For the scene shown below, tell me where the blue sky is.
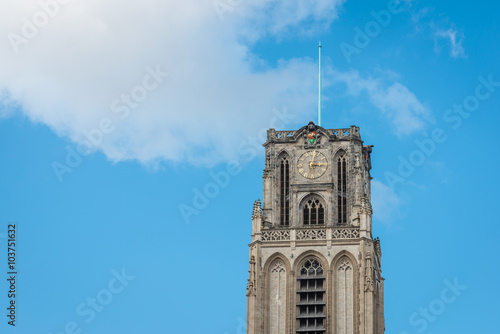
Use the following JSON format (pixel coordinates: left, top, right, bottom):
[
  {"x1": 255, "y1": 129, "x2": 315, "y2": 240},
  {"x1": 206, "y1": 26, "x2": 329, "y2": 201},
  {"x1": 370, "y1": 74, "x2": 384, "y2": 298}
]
[{"x1": 0, "y1": 0, "x2": 499, "y2": 333}]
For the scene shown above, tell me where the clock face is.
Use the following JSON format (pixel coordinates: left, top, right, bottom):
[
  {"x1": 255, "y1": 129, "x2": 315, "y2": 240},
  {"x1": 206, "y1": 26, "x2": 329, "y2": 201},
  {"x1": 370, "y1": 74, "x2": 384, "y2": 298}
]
[{"x1": 297, "y1": 150, "x2": 328, "y2": 179}]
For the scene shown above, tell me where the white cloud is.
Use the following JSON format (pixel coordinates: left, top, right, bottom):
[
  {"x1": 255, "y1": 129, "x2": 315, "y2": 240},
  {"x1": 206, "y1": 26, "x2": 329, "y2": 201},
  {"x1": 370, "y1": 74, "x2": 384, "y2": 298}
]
[
  {"x1": 330, "y1": 69, "x2": 433, "y2": 136},
  {"x1": 371, "y1": 179, "x2": 401, "y2": 225},
  {"x1": 411, "y1": 7, "x2": 467, "y2": 58},
  {"x1": 237, "y1": 0, "x2": 345, "y2": 38},
  {"x1": 409, "y1": 7, "x2": 466, "y2": 59},
  {"x1": 435, "y1": 27, "x2": 466, "y2": 59},
  {"x1": 0, "y1": 0, "x2": 344, "y2": 166}
]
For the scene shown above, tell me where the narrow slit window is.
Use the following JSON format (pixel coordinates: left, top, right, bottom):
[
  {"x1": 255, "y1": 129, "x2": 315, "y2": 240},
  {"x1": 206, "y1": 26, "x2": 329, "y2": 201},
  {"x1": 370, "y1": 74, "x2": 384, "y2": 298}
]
[
  {"x1": 337, "y1": 154, "x2": 347, "y2": 224},
  {"x1": 279, "y1": 155, "x2": 290, "y2": 226}
]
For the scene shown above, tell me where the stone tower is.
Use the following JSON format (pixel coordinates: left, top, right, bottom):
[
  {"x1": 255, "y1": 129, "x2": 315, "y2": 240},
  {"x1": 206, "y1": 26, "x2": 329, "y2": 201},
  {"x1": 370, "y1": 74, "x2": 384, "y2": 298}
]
[{"x1": 246, "y1": 121, "x2": 384, "y2": 334}]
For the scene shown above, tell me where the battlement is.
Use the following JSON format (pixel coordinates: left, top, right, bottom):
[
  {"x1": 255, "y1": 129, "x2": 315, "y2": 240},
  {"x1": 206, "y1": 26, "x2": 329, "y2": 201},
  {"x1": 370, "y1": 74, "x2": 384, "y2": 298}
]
[{"x1": 265, "y1": 123, "x2": 361, "y2": 146}]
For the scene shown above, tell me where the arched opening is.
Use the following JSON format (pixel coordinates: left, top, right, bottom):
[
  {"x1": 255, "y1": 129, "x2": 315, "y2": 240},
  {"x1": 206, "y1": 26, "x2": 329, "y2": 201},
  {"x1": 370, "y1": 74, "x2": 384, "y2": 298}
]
[
  {"x1": 269, "y1": 260, "x2": 287, "y2": 334},
  {"x1": 297, "y1": 258, "x2": 326, "y2": 333},
  {"x1": 335, "y1": 256, "x2": 354, "y2": 334},
  {"x1": 302, "y1": 195, "x2": 325, "y2": 226}
]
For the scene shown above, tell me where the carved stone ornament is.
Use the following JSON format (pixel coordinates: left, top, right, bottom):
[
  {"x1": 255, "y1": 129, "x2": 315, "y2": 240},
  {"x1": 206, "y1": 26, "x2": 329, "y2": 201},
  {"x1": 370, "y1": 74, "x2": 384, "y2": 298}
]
[
  {"x1": 351, "y1": 211, "x2": 360, "y2": 227},
  {"x1": 364, "y1": 252, "x2": 374, "y2": 292},
  {"x1": 355, "y1": 153, "x2": 361, "y2": 169},
  {"x1": 374, "y1": 237, "x2": 382, "y2": 257},
  {"x1": 252, "y1": 199, "x2": 262, "y2": 219},
  {"x1": 363, "y1": 145, "x2": 374, "y2": 171},
  {"x1": 246, "y1": 280, "x2": 255, "y2": 296},
  {"x1": 263, "y1": 169, "x2": 272, "y2": 178},
  {"x1": 303, "y1": 121, "x2": 321, "y2": 147},
  {"x1": 246, "y1": 255, "x2": 257, "y2": 296}
]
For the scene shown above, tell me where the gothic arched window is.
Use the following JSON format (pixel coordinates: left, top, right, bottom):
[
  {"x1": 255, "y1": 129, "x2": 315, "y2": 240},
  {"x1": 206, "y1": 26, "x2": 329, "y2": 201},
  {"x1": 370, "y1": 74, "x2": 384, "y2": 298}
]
[
  {"x1": 297, "y1": 258, "x2": 326, "y2": 332},
  {"x1": 337, "y1": 152, "x2": 347, "y2": 224},
  {"x1": 279, "y1": 153, "x2": 290, "y2": 226},
  {"x1": 335, "y1": 256, "x2": 354, "y2": 333},
  {"x1": 269, "y1": 260, "x2": 286, "y2": 334},
  {"x1": 302, "y1": 195, "x2": 325, "y2": 226}
]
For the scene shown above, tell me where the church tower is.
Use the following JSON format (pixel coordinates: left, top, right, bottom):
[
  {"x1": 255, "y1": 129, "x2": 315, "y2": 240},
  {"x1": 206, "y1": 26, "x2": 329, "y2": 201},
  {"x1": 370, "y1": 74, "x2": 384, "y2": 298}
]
[{"x1": 246, "y1": 121, "x2": 384, "y2": 334}]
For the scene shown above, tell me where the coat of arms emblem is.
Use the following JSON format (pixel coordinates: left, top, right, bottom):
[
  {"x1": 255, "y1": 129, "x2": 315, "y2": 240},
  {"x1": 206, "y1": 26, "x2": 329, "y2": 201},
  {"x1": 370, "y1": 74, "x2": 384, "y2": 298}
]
[{"x1": 307, "y1": 131, "x2": 317, "y2": 144}]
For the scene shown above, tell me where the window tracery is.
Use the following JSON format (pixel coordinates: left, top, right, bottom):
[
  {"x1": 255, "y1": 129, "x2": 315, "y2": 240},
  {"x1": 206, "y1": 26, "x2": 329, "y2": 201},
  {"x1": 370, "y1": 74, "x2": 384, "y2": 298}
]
[{"x1": 302, "y1": 195, "x2": 325, "y2": 226}]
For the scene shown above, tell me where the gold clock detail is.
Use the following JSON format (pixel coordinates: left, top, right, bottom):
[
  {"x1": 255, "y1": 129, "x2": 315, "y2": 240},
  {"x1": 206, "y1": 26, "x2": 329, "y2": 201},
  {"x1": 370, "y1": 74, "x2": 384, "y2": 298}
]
[{"x1": 297, "y1": 150, "x2": 328, "y2": 179}]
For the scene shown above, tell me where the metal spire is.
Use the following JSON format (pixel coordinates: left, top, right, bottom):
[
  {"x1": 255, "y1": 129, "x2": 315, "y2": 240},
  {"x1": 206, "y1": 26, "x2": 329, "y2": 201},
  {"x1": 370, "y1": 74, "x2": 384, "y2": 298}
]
[{"x1": 318, "y1": 41, "x2": 322, "y2": 127}]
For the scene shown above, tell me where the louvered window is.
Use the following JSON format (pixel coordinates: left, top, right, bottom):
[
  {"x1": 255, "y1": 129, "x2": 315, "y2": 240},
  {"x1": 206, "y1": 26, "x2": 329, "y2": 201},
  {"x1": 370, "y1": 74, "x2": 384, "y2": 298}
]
[{"x1": 297, "y1": 259, "x2": 325, "y2": 333}]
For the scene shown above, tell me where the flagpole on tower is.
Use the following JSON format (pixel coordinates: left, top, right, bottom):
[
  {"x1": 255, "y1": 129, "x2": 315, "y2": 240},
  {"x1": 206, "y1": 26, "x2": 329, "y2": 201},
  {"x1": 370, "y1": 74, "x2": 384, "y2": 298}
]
[{"x1": 318, "y1": 41, "x2": 322, "y2": 127}]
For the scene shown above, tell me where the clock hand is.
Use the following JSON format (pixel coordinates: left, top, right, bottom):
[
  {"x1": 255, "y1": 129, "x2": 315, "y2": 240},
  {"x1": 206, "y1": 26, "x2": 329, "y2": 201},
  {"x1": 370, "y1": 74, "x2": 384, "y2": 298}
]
[{"x1": 309, "y1": 150, "x2": 317, "y2": 169}]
